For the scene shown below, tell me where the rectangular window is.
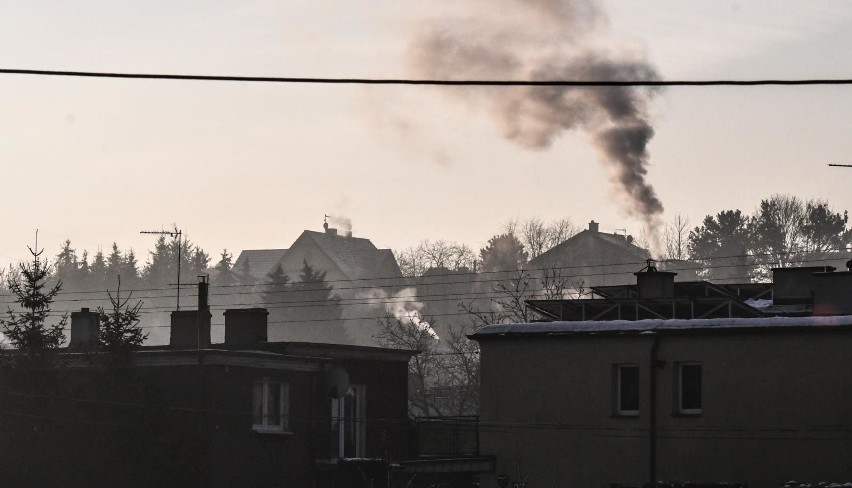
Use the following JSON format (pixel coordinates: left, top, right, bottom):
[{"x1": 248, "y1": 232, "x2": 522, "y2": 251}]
[
  {"x1": 330, "y1": 384, "x2": 366, "y2": 458},
  {"x1": 616, "y1": 365, "x2": 640, "y2": 416},
  {"x1": 677, "y1": 363, "x2": 702, "y2": 415},
  {"x1": 252, "y1": 378, "x2": 290, "y2": 432}
]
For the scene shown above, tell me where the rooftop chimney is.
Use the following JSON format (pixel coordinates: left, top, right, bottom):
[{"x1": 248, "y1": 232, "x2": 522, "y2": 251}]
[
  {"x1": 169, "y1": 278, "x2": 212, "y2": 349},
  {"x1": 813, "y1": 270, "x2": 852, "y2": 316},
  {"x1": 635, "y1": 259, "x2": 676, "y2": 298},
  {"x1": 771, "y1": 266, "x2": 835, "y2": 305},
  {"x1": 326, "y1": 227, "x2": 338, "y2": 237},
  {"x1": 198, "y1": 275, "x2": 209, "y2": 311},
  {"x1": 69, "y1": 308, "x2": 100, "y2": 350},
  {"x1": 588, "y1": 220, "x2": 599, "y2": 233},
  {"x1": 224, "y1": 308, "x2": 269, "y2": 347}
]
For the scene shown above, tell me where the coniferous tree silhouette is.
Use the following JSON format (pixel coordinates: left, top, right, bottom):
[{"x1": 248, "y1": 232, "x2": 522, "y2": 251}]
[{"x1": 1, "y1": 245, "x2": 66, "y2": 352}]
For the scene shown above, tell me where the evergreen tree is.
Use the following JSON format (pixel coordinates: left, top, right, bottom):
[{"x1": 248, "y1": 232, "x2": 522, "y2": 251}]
[
  {"x1": 90, "y1": 249, "x2": 108, "y2": 290},
  {"x1": 236, "y1": 256, "x2": 254, "y2": 286},
  {"x1": 121, "y1": 249, "x2": 142, "y2": 289},
  {"x1": 280, "y1": 260, "x2": 346, "y2": 343},
  {"x1": 1, "y1": 246, "x2": 66, "y2": 352},
  {"x1": 688, "y1": 210, "x2": 754, "y2": 282},
  {"x1": 106, "y1": 243, "x2": 123, "y2": 280},
  {"x1": 142, "y1": 236, "x2": 173, "y2": 287},
  {"x1": 262, "y1": 264, "x2": 291, "y2": 307},
  {"x1": 54, "y1": 239, "x2": 81, "y2": 289},
  {"x1": 212, "y1": 249, "x2": 236, "y2": 287},
  {"x1": 479, "y1": 233, "x2": 528, "y2": 272},
  {"x1": 76, "y1": 250, "x2": 92, "y2": 289},
  {"x1": 98, "y1": 279, "x2": 147, "y2": 353}
]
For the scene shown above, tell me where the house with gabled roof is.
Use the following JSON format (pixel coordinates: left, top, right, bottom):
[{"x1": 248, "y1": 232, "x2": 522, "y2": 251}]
[
  {"x1": 232, "y1": 249, "x2": 288, "y2": 282},
  {"x1": 233, "y1": 224, "x2": 403, "y2": 346},
  {"x1": 530, "y1": 220, "x2": 700, "y2": 288}
]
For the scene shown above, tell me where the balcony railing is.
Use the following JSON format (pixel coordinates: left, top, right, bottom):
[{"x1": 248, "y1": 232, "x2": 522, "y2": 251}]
[{"x1": 414, "y1": 415, "x2": 479, "y2": 457}]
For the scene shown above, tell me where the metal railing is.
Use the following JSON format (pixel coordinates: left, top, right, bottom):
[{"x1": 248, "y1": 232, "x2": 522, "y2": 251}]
[{"x1": 414, "y1": 415, "x2": 479, "y2": 457}]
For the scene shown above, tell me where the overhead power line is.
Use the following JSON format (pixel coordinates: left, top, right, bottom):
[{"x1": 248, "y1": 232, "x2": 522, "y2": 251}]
[{"x1": 2, "y1": 68, "x2": 852, "y2": 87}]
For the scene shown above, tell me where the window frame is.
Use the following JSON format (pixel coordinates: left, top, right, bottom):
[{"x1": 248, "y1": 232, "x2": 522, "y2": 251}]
[
  {"x1": 331, "y1": 384, "x2": 366, "y2": 458},
  {"x1": 614, "y1": 364, "x2": 640, "y2": 417},
  {"x1": 252, "y1": 378, "x2": 291, "y2": 433},
  {"x1": 676, "y1": 362, "x2": 702, "y2": 415}
]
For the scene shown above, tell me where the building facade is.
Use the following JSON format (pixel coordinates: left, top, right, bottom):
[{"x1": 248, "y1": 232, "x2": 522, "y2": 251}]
[{"x1": 471, "y1": 266, "x2": 852, "y2": 488}]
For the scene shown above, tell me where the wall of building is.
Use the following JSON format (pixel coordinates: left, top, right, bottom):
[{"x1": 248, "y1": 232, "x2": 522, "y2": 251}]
[
  {"x1": 479, "y1": 335, "x2": 653, "y2": 488},
  {"x1": 478, "y1": 329, "x2": 852, "y2": 488}
]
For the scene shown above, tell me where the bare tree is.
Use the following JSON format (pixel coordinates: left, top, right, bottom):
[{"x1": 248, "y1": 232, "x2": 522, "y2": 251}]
[
  {"x1": 395, "y1": 240, "x2": 478, "y2": 277},
  {"x1": 663, "y1": 213, "x2": 690, "y2": 260},
  {"x1": 375, "y1": 312, "x2": 443, "y2": 416},
  {"x1": 521, "y1": 218, "x2": 550, "y2": 260},
  {"x1": 547, "y1": 218, "x2": 578, "y2": 249}
]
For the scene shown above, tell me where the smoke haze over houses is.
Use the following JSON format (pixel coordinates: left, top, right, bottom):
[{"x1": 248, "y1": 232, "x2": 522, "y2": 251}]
[
  {"x1": 0, "y1": 1, "x2": 851, "y2": 264},
  {"x1": 408, "y1": 0, "x2": 665, "y2": 253}
]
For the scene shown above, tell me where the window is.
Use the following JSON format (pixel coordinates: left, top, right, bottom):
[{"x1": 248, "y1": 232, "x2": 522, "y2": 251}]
[
  {"x1": 252, "y1": 378, "x2": 290, "y2": 432},
  {"x1": 330, "y1": 384, "x2": 366, "y2": 458},
  {"x1": 615, "y1": 365, "x2": 640, "y2": 416},
  {"x1": 677, "y1": 363, "x2": 702, "y2": 415}
]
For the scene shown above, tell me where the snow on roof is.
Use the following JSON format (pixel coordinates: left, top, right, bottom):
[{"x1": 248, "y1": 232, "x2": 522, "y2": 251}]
[{"x1": 473, "y1": 314, "x2": 852, "y2": 338}]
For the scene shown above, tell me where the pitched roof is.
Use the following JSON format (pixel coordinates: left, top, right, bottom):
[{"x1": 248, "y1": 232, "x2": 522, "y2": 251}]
[
  {"x1": 232, "y1": 249, "x2": 288, "y2": 280},
  {"x1": 530, "y1": 229, "x2": 649, "y2": 268},
  {"x1": 299, "y1": 231, "x2": 401, "y2": 280}
]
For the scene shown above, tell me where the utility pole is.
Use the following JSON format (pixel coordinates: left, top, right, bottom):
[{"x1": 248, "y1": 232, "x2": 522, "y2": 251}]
[{"x1": 140, "y1": 227, "x2": 183, "y2": 310}]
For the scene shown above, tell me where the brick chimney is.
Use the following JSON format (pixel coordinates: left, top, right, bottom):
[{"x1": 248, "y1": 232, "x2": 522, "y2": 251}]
[
  {"x1": 69, "y1": 308, "x2": 100, "y2": 349},
  {"x1": 224, "y1": 308, "x2": 269, "y2": 347},
  {"x1": 635, "y1": 260, "x2": 676, "y2": 298},
  {"x1": 588, "y1": 220, "x2": 599, "y2": 233},
  {"x1": 169, "y1": 277, "x2": 211, "y2": 349}
]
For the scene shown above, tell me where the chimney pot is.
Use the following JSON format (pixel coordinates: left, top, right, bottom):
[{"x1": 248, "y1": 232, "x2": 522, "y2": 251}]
[
  {"x1": 70, "y1": 308, "x2": 100, "y2": 349},
  {"x1": 170, "y1": 310, "x2": 211, "y2": 349},
  {"x1": 224, "y1": 308, "x2": 269, "y2": 346}
]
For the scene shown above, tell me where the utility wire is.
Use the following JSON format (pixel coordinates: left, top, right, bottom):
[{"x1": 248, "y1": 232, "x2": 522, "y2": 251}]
[
  {"x1": 13, "y1": 244, "x2": 852, "y2": 303},
  {"x1": 2, "y1": 68, "x2": 852, "y2": 87}
]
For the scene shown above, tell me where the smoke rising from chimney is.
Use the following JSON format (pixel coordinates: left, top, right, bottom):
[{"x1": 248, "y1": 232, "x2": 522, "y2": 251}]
[
  {"x1": 408, "y1": 0, "x2": 664, "y2": 253},
  {"x1": 327, "y1": 215, "x2": 352, "y2": 235},
  {"x1": 362, "y1": 287, "x2": 439, "y2": 340}
]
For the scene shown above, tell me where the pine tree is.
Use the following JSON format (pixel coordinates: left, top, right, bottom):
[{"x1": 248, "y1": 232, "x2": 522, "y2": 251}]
[
  {"x1": 121, "y1": 249, "x2": 142, "y2": 289},
  {"x1": 1, "y1": 246, "x2": 66, "y2": 352},
  {"x1": 90, "y1": 249, "x2": 108, "y2": 290},
  {"x1": 262, "y1": 264, "x2": 291, "y2": 306},
  {"x1": 236, "y1": 256, "x2": 254, "y2": 286},
  {"x1": 98, "y1": 279, "x2": 147, "y2": 353},
  {"x1": 281, "y1": 260, "x2": 346, "y2": 343},
  {"x1": 479, "y1": 233, "x2": 528, "y2": 272},
  {"x1": 212, "y1": 249, "x2": 236, "y2": 287},
  {"x1": 54, "y1": 239, "x2": 84, "y2": 290},
  {"x1": 106, "y1": 243, "x2": 123, "y2": 280}
]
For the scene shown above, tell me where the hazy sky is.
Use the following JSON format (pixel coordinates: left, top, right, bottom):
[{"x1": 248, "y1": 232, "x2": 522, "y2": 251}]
[{"x1": 2, "y1": 0, "x2": 852, "y2": 265}]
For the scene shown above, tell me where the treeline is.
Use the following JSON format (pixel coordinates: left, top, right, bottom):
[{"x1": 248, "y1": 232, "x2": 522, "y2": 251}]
[
  {"x1": 685, "y1": 195, "x2": 851, "y2": 282},
  {"x1": 51, "y1": 236, "x2": 211, "y2": 292}
]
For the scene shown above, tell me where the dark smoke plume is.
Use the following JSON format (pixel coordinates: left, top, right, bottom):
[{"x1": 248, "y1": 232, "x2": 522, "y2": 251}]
[{"x1": 408, "y1": 0, "x2": 665, "y2": 252}]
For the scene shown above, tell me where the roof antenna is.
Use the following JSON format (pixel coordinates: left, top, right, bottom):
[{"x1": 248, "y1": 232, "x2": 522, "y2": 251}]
[{"x1": 639, "y1": 258, "x2": 658, "y2": 273}]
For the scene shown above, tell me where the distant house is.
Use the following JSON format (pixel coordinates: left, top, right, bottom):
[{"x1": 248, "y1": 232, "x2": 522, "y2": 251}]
[
  {"x1": 529, "y1": 220, "x2": 700, "y2": 288},
  {"x1": 232, "y1": 248, "x2": 289, "y2": 282},
  {"x1": 471, "y1": 265, "x2": 852, "y2": 488},
  {"x1": 233, "y1": 225, "x2": 404, "y2": 345},
  {"x1": 1, "y1": 282, "x2": 416, "y2": 488}
]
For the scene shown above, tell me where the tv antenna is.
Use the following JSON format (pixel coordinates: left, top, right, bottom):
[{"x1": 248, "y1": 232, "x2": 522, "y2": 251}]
[{"x1": 140, "y1": 226, "x2": 183, "y2": 310}]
